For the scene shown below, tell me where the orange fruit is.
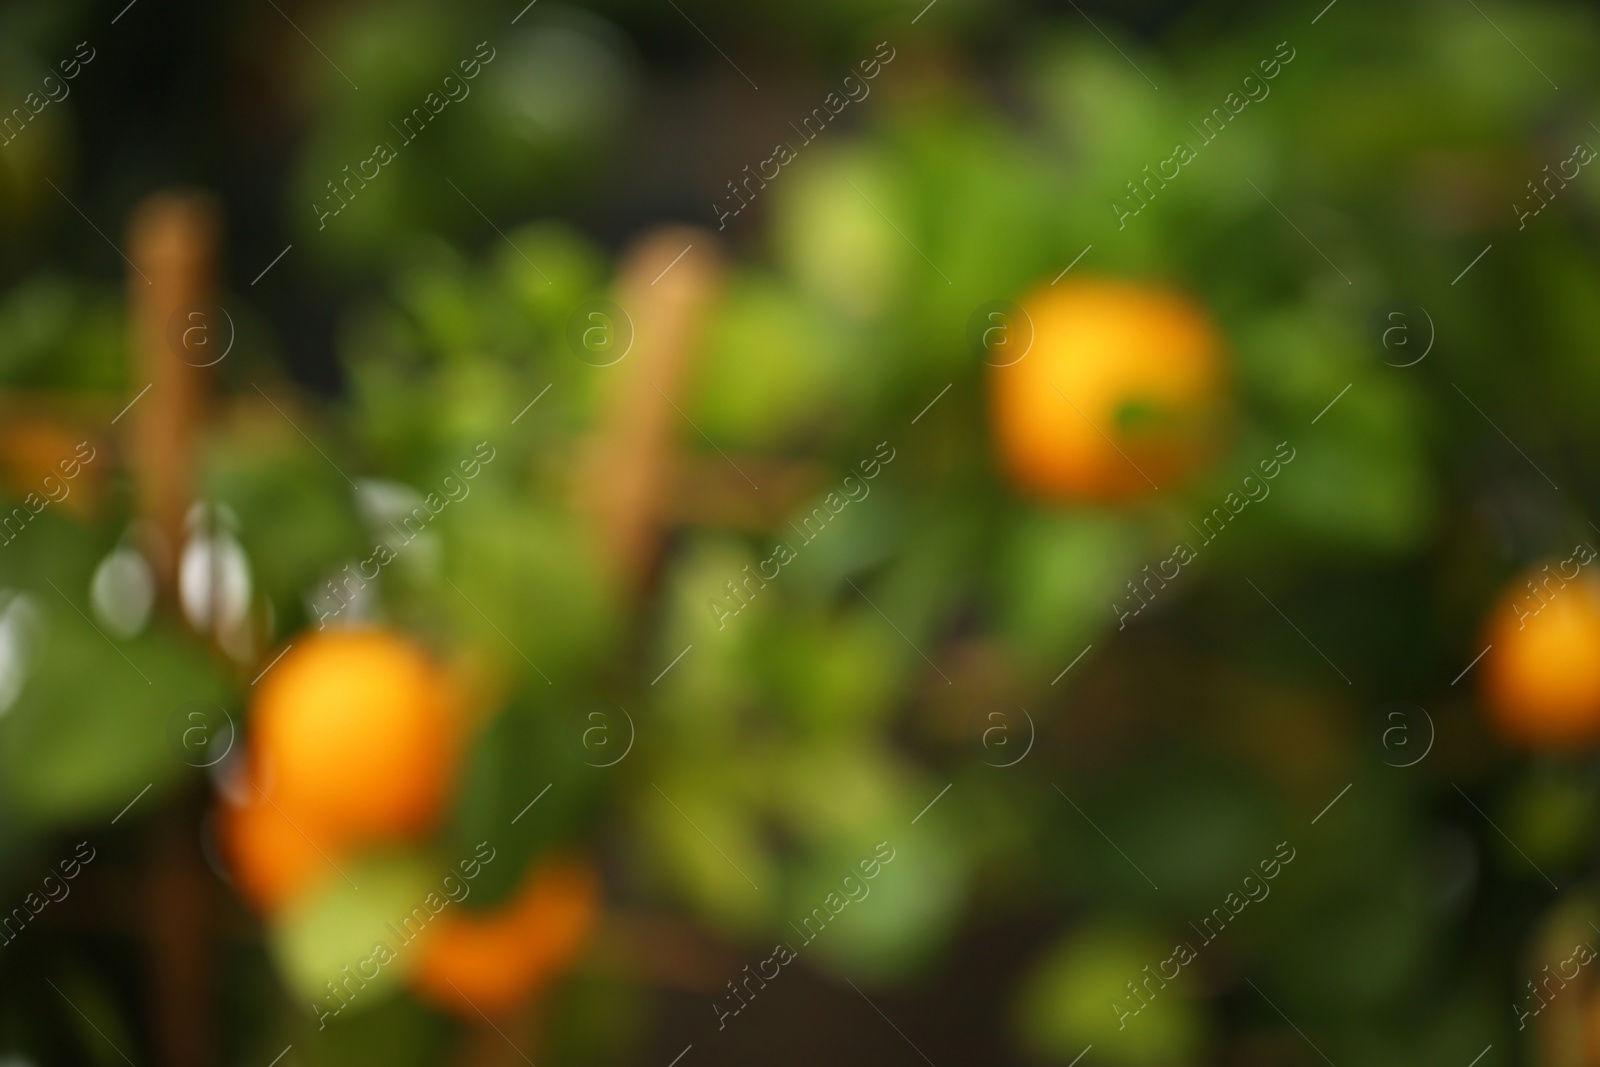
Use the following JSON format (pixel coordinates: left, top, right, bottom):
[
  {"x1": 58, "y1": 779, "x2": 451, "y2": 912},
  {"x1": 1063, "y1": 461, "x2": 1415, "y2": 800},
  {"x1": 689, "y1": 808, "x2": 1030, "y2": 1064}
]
[
  {"x1": 1480, "y1": 562, "x2": 1600, "y2": 747},
  {"x1": 249, "y1": 629, "x2": 460, "y2": 846},
  {"x1": 410, "y1": 859, "x2": 600, "y2": 1016},
  {"x1": 216, "y1": 780, "x2": 342, "y2": 913},
  {"x1": 988, "y1": 278, "x2": 1227, "y2": 501},
  {"x1": 0, "y1": 417, "x2": 101, "y2": 519}
]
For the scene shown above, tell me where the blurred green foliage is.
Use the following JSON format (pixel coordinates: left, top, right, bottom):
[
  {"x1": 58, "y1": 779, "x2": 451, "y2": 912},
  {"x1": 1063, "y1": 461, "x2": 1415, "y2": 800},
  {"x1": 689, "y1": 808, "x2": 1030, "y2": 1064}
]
[{"x1": 1, "y1": 0, "x2": 1599, "y2": 1064}]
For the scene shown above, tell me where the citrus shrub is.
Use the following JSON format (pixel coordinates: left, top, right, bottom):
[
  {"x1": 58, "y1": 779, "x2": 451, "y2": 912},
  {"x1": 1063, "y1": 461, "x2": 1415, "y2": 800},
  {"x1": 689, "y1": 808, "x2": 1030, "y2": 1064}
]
[
  {"x1": 988, "y1": 278, "x2": 1228, "y2": 502},
  {"x1": 409, "y1": 858, "x2": 600, "y2": 1016},
  {"x1": 1480, "y1": 561, "x2": 1600, "y2": 748}
]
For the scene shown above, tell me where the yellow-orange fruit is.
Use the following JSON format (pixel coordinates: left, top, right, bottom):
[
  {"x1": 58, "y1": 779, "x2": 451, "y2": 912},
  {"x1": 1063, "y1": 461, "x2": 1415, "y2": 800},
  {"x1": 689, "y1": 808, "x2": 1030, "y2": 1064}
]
[
  {"x1": 1480, "y1": 564, "x2": 1600, "y2": 748},
  {"x1": 0, "y1": 418, "x2": 101, "y2": 518},
  {"x1": 249, "y1": 629, "x2": 460, "y2": 845},
  {"x1": 988, "y1": 278, "x2": 1227, "y2": 501},
  {"x1": 410, "y1": 859, "x2": 600, "y2": 1016},
  {"x1": 216, "y1": 782, "x2": 341, "y2": 913}
]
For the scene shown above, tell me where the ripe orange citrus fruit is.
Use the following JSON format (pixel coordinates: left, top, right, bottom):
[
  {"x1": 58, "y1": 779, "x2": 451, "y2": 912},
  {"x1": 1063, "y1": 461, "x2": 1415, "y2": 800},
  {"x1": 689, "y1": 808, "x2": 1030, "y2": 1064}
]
[
  {"x1": 1480, "y1": 562, "x2": 1600, "y2": 747},
  {"x1": 988, "y1": 278, "x2": 1227, "y2": 501},
  {"x1": 248, "y1": 629, "x2": 460, "y2": 846},
  {"x1": 0, "y1": 417, "x2": 101, "y2": 518},
  {"x1": 410, "y1": 858, "x2": 600, "y2": 1016},
  {"x1": 216, "y1": 780, "x2": 343, "y2": 913}
]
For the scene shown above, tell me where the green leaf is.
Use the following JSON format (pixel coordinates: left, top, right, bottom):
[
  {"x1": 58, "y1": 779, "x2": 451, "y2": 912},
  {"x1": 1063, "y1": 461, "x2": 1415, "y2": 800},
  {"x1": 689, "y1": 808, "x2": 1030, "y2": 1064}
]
[
  {"x1": 0, "y1": 612, "x2": 230, "y2": 826},
  {"x1": 271, "y1": 852, "x2": 435, "y2": 1012}
]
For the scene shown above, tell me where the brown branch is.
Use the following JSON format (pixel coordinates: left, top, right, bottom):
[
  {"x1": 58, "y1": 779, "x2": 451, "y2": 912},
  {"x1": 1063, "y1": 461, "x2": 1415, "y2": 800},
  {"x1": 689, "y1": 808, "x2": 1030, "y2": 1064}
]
[
  {"x1": 127, "y1": 191, "x2": 221, "y2": 1067},
  {"x1": 126, "y1": 191, "x2": 219, "y2": 599},
  {"x1": 580, "y1": 227, "x2": 723, "y2": 599}
]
